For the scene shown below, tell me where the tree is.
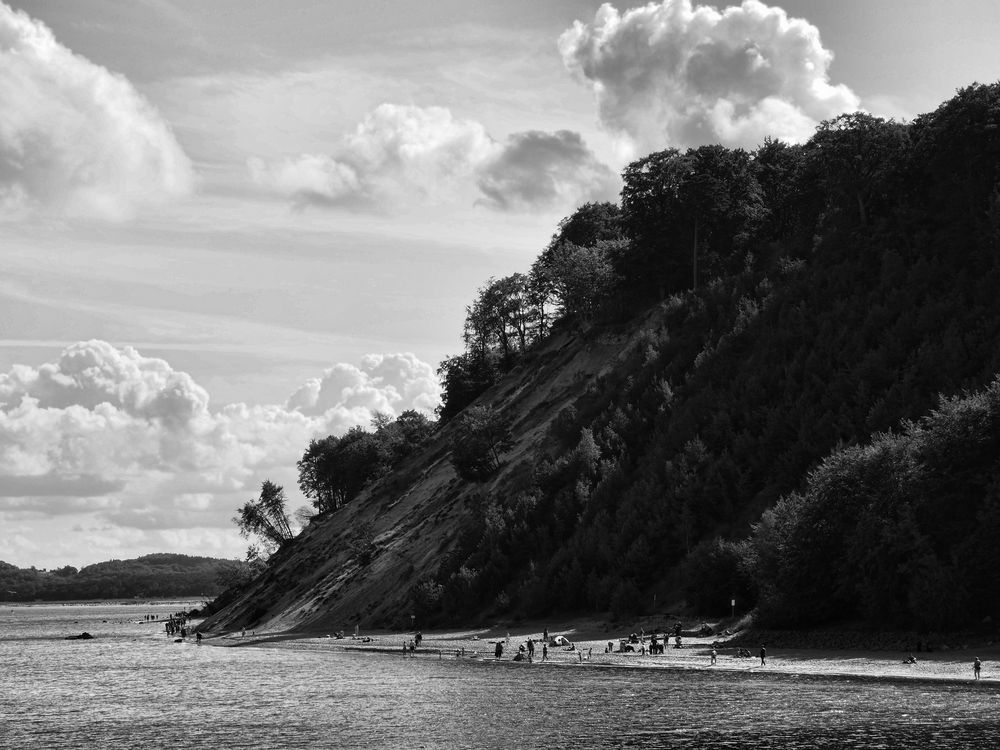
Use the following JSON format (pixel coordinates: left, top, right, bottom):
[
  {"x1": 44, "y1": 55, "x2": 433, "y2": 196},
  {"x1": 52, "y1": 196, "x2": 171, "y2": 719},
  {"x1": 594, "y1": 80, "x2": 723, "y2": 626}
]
[
  {"x1": 531, "y1": 240, "x2": 621, "y2": 323},
  {"x1": 620, "y1": 146, "x2": 764, "y2": 294},
  {"x1": 297, "y1": 411, "x2": 436, "y2": 513},
  {"x1": 752, "y1": 138, "x2": 806, "y2": 240},
  {"x1": 234, "y1": 480, "x2": 294, "y2": 557},
  {"x1": 464, "y1": 274, "x2": 537, "y2": 365},
  {"x1": 449, "y1": 404, "x2": 514, "y2": 481},
  {"x1": 550, "y1": 201, "x2": 623, "y2": 248},
  {"x1": 436, "y1": 351, "x2": 499, "y2": 423},
  {"x1": 620, "y1": 147, "x2": 688, "y2": 294},
  {"x1": 296, "y1": 427, "x2": 388, "y2": 513},
  {"x1": 805, "y1": 112, "x2": 909, "y2": 228},
  {"x1": 680, "y1": 145, "x2": 765, "y2": 288},
  {"x1": 297, "y1": 435, "x2": 342, "y2": 513},
  {"x1": 911, "y1": 82, "x2": 1000, "y2": 244},
  {"x1": 376, "y1": 409, "x2": 436, "y2": 462},
  {"x1": 531, "y1": 204, "x2": 624, "y2": 332}
]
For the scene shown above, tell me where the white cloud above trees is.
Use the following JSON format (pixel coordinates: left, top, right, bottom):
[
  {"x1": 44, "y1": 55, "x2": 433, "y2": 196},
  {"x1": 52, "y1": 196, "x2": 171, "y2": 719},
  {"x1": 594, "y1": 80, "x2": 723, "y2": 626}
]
[
  {"x1": 0, "y1": 2, "x2": 193, "y2": 220},
  {"x1": 559, "y1": 0, "x2": 860, "y2": 153},
  {"x1": 248, "y1": 103, "x2": 618, "y2": 212},
  {"x1": 286, "y1": 352, "x2": 441, "y2": 420}
]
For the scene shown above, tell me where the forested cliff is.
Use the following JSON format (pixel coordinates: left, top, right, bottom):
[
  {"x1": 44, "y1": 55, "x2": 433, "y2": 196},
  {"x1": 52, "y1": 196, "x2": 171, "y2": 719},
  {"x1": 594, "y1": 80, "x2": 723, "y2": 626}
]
[{"x1": 202, "y1": 83, "x2": 1000, "y2": 634}]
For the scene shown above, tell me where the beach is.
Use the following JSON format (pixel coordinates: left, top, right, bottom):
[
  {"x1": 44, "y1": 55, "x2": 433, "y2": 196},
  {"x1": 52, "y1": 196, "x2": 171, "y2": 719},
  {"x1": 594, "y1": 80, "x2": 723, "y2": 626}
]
[{"x1": 205, "y1": 621, "x2": 997, "y2": 686}]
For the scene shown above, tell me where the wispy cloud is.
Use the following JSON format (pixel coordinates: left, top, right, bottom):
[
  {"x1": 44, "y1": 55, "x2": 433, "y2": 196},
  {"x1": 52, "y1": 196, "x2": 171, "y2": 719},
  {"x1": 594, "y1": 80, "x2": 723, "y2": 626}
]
[
  {"x1": 0, "y1": 3, "x2": 194, "y2": 220},
  {"x1": 559, "y1": 0, "x2": 860, "y2": 153}
]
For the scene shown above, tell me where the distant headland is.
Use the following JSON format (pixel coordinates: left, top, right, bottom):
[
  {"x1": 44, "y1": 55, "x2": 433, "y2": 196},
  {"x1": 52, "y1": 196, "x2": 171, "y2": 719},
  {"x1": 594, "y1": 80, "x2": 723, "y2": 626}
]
[{"x1": 0, "y1": 553, "x2": 238, "y2": 602}]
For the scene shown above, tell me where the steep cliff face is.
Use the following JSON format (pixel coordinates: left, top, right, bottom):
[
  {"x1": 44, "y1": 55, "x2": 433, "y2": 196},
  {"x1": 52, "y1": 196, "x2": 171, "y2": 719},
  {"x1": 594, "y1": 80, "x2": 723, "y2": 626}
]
[
  {"x1": 200, "y1": 84, "x2": 1000, "y2": 633},
  {"x1": 200, "y1": 319, "x2": 649, "y2": 633}
]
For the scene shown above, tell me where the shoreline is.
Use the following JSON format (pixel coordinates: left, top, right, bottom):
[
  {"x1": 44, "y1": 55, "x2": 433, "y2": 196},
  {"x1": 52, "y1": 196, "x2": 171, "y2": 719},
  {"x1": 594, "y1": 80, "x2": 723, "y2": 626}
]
[{"x1": 201, "y1": 624, "x2": 996, "y2": 688}]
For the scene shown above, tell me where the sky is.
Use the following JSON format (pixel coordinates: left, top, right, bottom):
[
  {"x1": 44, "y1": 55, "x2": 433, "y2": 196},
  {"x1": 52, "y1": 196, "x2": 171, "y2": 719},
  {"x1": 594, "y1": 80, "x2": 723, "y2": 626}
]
[{"x1": 2, "y1": 0, "x2": 999, "y2": 569}]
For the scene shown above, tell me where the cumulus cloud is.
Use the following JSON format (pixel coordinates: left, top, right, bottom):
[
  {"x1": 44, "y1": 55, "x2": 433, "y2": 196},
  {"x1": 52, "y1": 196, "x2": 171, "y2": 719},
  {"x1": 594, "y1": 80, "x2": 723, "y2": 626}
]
[
  {"x1": 0, "y1": 3, "x2": 194, "y2": 220},
  {"x1": 0, "y1": 341, "x2": 441, "y2": 555},
  {"x1": 559, "y1": 0, "x2": 860, "y2": 153},
  {"x1": 286, "y1": 352, "x2": 441, "y2": 424},
  {"x1": 476, "y1": 130, "x2": 619, "y2": 211},
  {"x1": 249, "y1": 103, "x2": 617, "y2": 212}
]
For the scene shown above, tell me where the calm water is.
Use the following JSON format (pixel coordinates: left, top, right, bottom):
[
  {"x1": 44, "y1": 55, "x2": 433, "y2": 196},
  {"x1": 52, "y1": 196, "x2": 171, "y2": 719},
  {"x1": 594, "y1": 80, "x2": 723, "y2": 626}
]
[{"x1": 2, "y1": 602, "x2": 999, "y2": 749}]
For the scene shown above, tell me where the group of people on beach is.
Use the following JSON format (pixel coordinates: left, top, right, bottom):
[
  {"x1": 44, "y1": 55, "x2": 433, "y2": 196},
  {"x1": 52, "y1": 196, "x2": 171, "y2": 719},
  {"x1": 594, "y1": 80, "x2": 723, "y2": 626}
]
[
  {"x1": 161, "y1": 612, "x2": 203, "y2": 642},
  {"x1": 497, "y1": 637, "x2": 552, "y2": 663},
  {"x1": 164, "y1": 612, "x2": 190, "y2": 636},
  {"x1": 393, "y1": 625, "x2": 990, "y2": 681}
]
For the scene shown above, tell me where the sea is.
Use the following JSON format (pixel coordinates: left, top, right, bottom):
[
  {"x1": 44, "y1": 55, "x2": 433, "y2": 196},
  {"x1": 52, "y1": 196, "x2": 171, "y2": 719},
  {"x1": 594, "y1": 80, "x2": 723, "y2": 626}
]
[{"x1": 2, "y1": 601, "x2": 999, "y2": 749}]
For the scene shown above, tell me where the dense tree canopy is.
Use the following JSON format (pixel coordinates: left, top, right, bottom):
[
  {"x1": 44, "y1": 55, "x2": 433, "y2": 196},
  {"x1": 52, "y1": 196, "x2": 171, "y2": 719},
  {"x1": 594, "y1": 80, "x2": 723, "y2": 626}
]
[
  {"x1": 750, "y1": 378, "x2": 1000, "y2": 630},
  {"x1": 417, "y1": 83, "x2": 1000, "y2": 629}
]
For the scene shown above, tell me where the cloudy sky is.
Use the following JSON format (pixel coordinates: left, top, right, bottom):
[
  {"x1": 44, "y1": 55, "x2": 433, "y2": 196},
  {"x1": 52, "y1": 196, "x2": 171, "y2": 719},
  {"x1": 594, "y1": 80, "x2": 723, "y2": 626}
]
[{"x1": 2, "y1": 0, "x2": 998, "y2": 569}]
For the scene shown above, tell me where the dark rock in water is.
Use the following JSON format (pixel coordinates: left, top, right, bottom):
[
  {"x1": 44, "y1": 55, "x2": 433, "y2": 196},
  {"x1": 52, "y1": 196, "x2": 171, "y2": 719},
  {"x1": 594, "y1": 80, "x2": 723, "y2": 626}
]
[{"x1": 65, "y1": 632, "x2": 94, "y2": 640}]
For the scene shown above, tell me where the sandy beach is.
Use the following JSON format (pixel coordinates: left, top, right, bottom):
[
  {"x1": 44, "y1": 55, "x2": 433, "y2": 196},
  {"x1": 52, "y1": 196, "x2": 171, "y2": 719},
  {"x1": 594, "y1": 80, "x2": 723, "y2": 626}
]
[{"x1": 204, "y1": 621, "x2": 997, "y2": 686}]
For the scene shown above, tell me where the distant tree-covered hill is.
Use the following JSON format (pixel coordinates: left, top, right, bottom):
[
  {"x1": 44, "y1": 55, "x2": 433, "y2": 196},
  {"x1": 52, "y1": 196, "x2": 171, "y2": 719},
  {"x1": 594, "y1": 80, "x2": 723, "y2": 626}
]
[{"x1": 0, "y1": 553, "x2": 237, "y2": 601}]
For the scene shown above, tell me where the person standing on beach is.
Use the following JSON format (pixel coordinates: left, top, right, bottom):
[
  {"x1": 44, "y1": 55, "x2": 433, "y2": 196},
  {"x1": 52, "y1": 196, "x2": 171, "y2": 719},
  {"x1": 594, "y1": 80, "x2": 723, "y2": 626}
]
[
  {"x1": 760, "y1": 644, "x2": 766, "y2": 666},
  {"x1": 495, "y1": 641, "x2": 503, "y2": 660},
  {"x1": 710, "y1": 647, "x2": 717, "y2": 665},
  {"x1": 542, "y1": 643, "x2": 548, "y2": 662},
  {"x1": 974, "y1": 657, "x2": 982, "y2": 680}
]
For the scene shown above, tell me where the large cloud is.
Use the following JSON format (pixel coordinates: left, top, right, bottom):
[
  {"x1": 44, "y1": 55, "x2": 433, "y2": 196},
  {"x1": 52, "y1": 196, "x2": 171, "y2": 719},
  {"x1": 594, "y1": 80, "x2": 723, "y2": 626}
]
[
  {"x1": 248, "y1": 103, "x2": 618, "y2": 212},
  {"x1": 0, "y1": 3, "x2": 193, "y2": 220},
  {"x1": 0, "y1": 341, "x2": 441, "y2": 562},
  {"x1": 559, "y1": 0, "x2": 860, "y2": 153},
  {"x1": 286, "y1": 352, "x2": 441, "y2": 421}
]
